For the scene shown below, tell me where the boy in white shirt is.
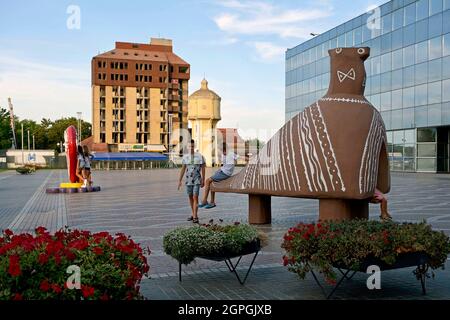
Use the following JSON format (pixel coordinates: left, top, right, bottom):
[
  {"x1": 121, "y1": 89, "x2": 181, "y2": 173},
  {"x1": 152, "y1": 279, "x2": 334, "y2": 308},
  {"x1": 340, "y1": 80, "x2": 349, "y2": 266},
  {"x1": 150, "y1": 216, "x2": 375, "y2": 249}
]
[{"x1": 199, "y1": 143, "x2": 238, "y2": 209}]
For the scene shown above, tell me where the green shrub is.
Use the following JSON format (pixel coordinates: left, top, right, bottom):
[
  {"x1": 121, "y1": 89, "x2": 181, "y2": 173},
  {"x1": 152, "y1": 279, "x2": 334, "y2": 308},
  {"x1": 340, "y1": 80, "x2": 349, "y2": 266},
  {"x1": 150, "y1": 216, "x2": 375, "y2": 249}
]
[
  {"x1": 163, "y1": 221, "x2": 262, "y2": 265},
  {"x1": 281, "y1": 219, "x2": 450, "y2": 284}
]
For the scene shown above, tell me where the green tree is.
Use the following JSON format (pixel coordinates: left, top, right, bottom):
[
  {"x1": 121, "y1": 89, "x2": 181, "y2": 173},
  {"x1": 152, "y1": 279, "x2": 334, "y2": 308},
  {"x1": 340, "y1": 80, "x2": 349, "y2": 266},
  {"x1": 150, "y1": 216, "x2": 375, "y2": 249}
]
[
  {"x1": 47, "y1": 117, "x2": 91, "y2": 153},
  {"x1": 0, "y1": 107, "x2": 14, "y2": 149}
]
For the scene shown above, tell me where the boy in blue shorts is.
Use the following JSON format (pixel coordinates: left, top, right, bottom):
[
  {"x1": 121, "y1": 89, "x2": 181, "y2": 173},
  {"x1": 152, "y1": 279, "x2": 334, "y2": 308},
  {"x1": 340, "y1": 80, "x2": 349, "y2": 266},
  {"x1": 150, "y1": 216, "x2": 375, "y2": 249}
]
[{"x1": 178, "y1": 139, "x2": 206, "y2": 223}]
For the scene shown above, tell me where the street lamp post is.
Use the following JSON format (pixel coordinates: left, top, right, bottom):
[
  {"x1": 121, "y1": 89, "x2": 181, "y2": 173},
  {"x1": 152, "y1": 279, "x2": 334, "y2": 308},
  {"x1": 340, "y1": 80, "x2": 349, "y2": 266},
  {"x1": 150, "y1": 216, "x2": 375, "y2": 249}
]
[
  {"x1": 33, "y1": 134, "x2": 35, "y2": 150},
  {"x1": 27, "y1": 129, "x2": 30, "y2": 150},
  {"x1": 168, "y1": 114, "x2": 173, "y2": 163},
  {"x1": 76, "y1": 112, "x2": 82, "y2": 144},
  {"x1": 21, "y1": 123, "x2": 24, "y2": 165}
]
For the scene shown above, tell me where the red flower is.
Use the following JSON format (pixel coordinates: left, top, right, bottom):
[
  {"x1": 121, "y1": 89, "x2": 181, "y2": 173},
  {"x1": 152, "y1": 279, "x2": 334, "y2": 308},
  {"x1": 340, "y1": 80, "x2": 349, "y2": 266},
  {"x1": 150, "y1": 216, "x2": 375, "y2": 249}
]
[
  {"x1": 92, "y1": 247, "x2": 103, "y2": 255},
  {"x1": 81, "y1": 285, "x2": 95, "y2": 298},
  {"x1": 100, "y1": 293, "x2": 110, "y2": 301},
  {"x1": 64, "y1": 249, "x2": 76, "y2": 261},
  {"x1": 68, "y1": 239, "x2": 89, "y2": 251},
  {"x1": 35, "y1": 226, "x2": 47, "y2": 235},
  {"x1": 38, "y1": 253, "x2": 49, "y2": 265},
  {"x1": 282, "y1": 255, "x2": 289, "y2": 266},
  {"x1": 8, "y1": 255, "x2": 21, "y2": 277},
  {"x1": 40, "y1": 280, "x2": 50, "y2": 292},
  {"x1": 51, "y1": 284, "x2": 62, "y2": 294},
  {"x1": 4, "y1": 229, "x2": 13, "y2": 237},
  {"x1": 54, "y1": 254, "x2": 61, "y2": 265},
  {"x1": 12, "y1": 293, "x2": 23, "y2": 300}
]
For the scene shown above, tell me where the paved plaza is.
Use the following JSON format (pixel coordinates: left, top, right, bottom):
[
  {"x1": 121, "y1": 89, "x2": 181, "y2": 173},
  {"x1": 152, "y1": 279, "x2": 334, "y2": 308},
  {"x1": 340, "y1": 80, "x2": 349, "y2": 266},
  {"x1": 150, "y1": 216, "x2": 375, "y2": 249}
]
[{"x1": 1, "y1": 168, "x2": 450, "y2": 299}]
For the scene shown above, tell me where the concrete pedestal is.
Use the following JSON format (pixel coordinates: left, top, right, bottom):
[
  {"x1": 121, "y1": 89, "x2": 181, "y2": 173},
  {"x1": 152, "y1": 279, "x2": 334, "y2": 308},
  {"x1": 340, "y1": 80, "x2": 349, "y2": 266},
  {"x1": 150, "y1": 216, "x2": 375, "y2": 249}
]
[
  {"x1": 248, "y1": 194, "x2": 271, "y2": 224},
  {"x1": 319, "y1": 199, "x2": 369, "y2": 221}
]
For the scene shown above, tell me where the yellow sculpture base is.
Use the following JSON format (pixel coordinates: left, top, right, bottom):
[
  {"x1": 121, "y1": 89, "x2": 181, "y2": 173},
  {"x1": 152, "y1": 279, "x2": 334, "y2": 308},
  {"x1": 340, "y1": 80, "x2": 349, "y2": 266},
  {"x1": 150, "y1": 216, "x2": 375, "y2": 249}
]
[{"x1": 59, "y1": 182, "x2": 83, "y2": 188}]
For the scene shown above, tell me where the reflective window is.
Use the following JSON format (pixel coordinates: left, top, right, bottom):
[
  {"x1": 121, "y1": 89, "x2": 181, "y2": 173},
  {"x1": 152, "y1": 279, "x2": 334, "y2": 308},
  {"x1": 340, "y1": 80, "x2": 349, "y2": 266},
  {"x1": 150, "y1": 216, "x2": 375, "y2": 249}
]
[
  {"x1": 345, "y1": 31, "x2": 353, "y2": 47},
  {"x1": 442, "y1": 102, "x2": 450, "y2": 123},
  {"x1": 381, "y1": 33, "x2": 392, "y2": 53},
  {"x1": 444, "y1": 10, "x2": 450, "y2": 34},
  {"x1": 362, "y1": 25, "x2": 371, "y2": 43},
  {"x1": 382, "y1": 13, "x2": 392, "y2": 34},
  {"x1": 415, "y1": 62, "x2": 428, "y2": 85},
  {"x1": 372, "y1": 56, "x2": 381, "y2": 75},
  {"x1": 404, "y1": 129, "x2": 416, "y2": 143},
  {"x1": 354, "y1": 27, "x2": 362, "y2": 45},
  {"x1": 416, "y1": 19, "x2": 429, "y2": 43},
  {"x1": 416, "y1": 41, "x2": 429, "y2": 63},
  {"x1": 418, "y1": 128, "x2": 437, "y2": 141},
  {"x1": 403, "y1": 45, "x2": 415, "y2": 66},
  {"x1": 392, "y1": 88, "x2": 403, "y2": 108},
  {"x1": 372, "y1": 74, "x2": 381, "y2": 93},
  {"x1": 415, "y1": 84, "x2": 428, "y2": 105},
  {"x1": 404, "y1": 3, "x2": 416, "y2": 25},
  {"x1": 403, "y1": 65, "x2": 415, "y2": 87},
  {"x1": 337, "y1": 34, "x2": 345, "y2": 47},
  {"x1": 428, "y1": 81, "x2": 442, "y2": 103},
  {"x1": 417, "y1": 158, "x2": 436, "y2": 171},
  {"x1": 371, "y1": 37, "x2": 381, "y2": 56},
  {"x1": 392, "y1": 28, "x2": 404, "y2": 50},
  {"x1": 370, "y1": 94, "x2": 381, "y2": 109},
  {"x1": 392, "y1": 69, "x2": 404, "y2": 89},
  {"x1": 443, "y1": 79, "x2": 450, "y2": 101},
  {"x1": 392, "y1": 109, "x2": 403, "y2": 129},
  {"x1": 381, "y1": 92, "x2": 392, "y2": 111},
  {"x1": 404, "y1": 84, "x2": 416, "y2": 108},
  {"x1": 393, "y1": 8, "x2": 404, "y2": 30},
  {"x1": 381, "y1": 111, "x2": 392, "y2": 130},
  {"x1": 417, "y1": 0, "x2": 429, "y2": 21},
  {"x1": 381, "y1": 72, "x2": 392, "y2": 92},
  {"x1": 381, "y1": 53, "x2": 392, "y2": 73},
  {"x1": 428, "y1": 58, "x2": 442, "y2": 81},
  {"x1": 428, "y1": 13, "x2": 443, "y2": 38},
  {"x1": 393, "y1": 130, "x2": 404, "y2": 144},
  {"x1": 415, "y1": 106, "x2": 428, "y2": 127},
  {"x1": 430, "y1": 0, "x2": 443, "y2": 15},
  {"x1": 443, "y1": 56, "x2": 450, "y2": 79},
  {"x1": 445, "y1": 0, "x2": 450, "y2": 10},
  {"x1": 444, "y1": 33, "x2": 450, "y2": 56},
  {"x1": 403, "y1": 107, "x2": 415, "y2": 128},
  {"x1": 403, "y1": 24, "x2": 416, "y2": 46},
  {"x1": 392, "y1": 49, "x2": 403, "y2": 69},
  {"x1": 418, "y1": 144, "x2": 437, "y2": 156},
  {"x1": 428, "y1": 103, "x2": 442, "y2": 125},
  {"x1": 429, "y1": 36, "x2": 442, "y2": 60}
]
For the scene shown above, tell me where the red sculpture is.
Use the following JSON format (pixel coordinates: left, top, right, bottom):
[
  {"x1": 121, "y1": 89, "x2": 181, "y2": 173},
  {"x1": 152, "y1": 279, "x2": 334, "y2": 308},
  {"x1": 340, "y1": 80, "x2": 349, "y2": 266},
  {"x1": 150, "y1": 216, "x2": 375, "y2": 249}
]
[{"x1": 64, "y1": 125, "x2": 78, "y2": 183}]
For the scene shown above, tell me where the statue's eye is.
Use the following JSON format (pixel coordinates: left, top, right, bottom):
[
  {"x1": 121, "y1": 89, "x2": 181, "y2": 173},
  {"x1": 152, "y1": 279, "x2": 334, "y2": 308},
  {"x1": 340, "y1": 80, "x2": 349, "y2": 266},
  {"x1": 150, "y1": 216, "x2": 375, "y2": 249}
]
[
  {"x1": 357, "y1": 48, "x2": 365, "y2": 55},
  {"x1": 335, "y1": 48, "x2": 342, "y2": 54}
]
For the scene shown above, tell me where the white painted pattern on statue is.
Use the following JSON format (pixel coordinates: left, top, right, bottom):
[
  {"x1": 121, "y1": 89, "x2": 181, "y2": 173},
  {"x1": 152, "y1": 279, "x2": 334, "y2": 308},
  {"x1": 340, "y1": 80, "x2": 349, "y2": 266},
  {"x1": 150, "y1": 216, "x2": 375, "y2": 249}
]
[
  {"x1": 320, "y1": 97, "x2": 369, "y2": 105},
  {"x1": 337, "y1": 68, "x2": 356, "y2": 82},
  {"x1": 315, "y1": 103, "x2": 346, "y2": 192}
]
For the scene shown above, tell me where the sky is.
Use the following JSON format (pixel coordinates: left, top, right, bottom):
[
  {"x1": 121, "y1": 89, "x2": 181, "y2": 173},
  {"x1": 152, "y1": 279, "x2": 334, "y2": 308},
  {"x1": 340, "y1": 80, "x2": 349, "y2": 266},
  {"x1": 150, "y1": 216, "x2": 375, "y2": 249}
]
[{"x1": 0, "y1": 0, "x2": 387, "y2": 139}]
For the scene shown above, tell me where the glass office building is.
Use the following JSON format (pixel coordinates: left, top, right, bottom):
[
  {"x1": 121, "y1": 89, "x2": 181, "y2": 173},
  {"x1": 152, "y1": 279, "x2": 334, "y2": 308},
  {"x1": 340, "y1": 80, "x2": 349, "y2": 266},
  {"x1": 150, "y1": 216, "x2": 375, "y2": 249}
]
[{"x1": 285, "y1": 0, "x2": 450, "y2": 172}]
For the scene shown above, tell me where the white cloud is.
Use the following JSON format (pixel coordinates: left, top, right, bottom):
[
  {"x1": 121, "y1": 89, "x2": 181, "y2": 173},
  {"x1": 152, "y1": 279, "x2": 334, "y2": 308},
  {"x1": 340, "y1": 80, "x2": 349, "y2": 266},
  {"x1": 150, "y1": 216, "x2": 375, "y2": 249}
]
[
  {"x1": 0, "y1": 55, "x2": 90, "y2": 122},
  {"x1": 250, "y1": 41, "x2": 285, "y2": 61},
  {"x1": 213, "y1": 0, "x2": 332, "y2": 39}
]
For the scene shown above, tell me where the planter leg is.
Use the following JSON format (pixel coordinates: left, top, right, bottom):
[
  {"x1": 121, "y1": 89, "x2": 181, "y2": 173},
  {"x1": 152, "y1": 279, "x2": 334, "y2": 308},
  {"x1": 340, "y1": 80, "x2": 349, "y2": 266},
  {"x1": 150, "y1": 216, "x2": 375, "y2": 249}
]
[{"x1": 229, "y1": 251, "x2": 259, "y2": 285}]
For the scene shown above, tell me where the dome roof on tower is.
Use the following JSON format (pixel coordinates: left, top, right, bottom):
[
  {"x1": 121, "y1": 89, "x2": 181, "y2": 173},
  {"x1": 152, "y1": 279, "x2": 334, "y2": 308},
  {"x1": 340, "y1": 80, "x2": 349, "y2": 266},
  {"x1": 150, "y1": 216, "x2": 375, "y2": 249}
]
[{"x1": 189, "y1": 78, "x2": 221, "y2": 100}]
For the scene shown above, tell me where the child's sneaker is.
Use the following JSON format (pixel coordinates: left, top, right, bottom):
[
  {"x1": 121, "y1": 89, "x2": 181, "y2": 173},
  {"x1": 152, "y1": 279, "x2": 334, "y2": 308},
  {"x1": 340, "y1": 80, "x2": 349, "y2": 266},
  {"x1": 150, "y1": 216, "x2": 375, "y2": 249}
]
[{"x1": 198, "y1": 202, "x2": 208, "y2": 208}]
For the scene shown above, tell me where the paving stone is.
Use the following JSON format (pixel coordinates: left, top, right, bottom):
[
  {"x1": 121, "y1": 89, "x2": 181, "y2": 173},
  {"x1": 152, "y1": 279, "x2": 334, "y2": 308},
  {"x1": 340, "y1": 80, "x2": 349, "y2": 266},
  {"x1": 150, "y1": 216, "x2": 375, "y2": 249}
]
[{"x1": 1, "y1": 169, "x2": 450, "y2": 299}]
